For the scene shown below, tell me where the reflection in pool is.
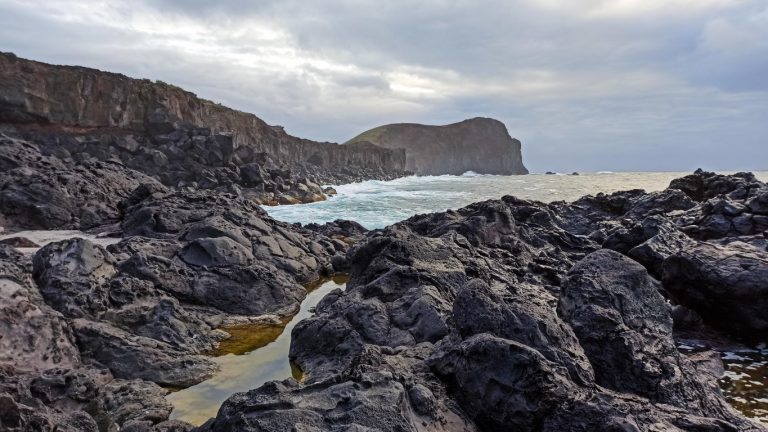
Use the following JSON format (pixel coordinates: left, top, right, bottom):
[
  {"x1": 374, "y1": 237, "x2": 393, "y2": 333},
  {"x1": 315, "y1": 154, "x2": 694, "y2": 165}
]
[
  {"x1": 167, "y1": 275, "x2": 348, "y2": 425},
  {"x1": 719, "y1": 345, "x2": 768, "y2": 424},
  {"x1": 680, "y1": 341, "x2": 768, "y2": 425}
]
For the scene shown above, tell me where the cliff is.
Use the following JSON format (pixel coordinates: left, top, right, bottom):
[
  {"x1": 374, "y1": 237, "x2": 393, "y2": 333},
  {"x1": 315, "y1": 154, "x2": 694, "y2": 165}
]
[
  {"x1": 345, "y1": 117, "x2": 528, "y2": 176},
  {"x1": 0, "y1": 52, "x2": 406, "y2": 185}
]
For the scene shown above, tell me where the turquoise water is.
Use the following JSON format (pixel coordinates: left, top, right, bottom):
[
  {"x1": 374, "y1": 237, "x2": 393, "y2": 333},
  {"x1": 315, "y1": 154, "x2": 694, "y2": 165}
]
[{"x1": 266, "y1": 171, "x2": 768, "y2": 229}]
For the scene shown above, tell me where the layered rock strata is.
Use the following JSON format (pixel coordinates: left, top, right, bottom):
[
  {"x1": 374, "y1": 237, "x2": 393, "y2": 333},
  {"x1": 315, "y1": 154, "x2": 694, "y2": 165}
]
[{"x1": 0, "y1": 52, "x2": 407, "y2": 209}]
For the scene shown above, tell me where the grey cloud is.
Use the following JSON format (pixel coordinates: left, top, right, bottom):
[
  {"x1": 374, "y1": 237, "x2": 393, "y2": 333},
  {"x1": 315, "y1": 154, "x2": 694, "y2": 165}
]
[{"x1": 0, "y1": 0, "x2": 765, "y2": 172}]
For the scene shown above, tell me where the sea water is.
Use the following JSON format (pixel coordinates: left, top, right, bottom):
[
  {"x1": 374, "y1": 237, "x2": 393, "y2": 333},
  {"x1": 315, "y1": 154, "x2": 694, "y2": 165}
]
[
  {"x1": 266, "y1": 171, "x2": 768, "y2": 229},
  {"x1": 261, "y1": 170, "x2": 768, "y2": 426}
]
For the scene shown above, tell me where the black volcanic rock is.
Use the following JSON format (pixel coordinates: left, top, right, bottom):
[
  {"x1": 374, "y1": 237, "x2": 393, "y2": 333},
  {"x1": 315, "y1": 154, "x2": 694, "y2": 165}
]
[
  {"x1": 0, "y1": 156, "x2": 367, "y2": 429},
  {"x1": 559, "y1": 250, "x2": 692, "y2": 401},
  {"x1": 0, "y1": 134, "x2": 163, "y2": 230},
  {"x1": 669, "y1": 169, "x2": 760, "y2": 202},
  {"x1": 2, "y1": 51, "x2": 768, "y2": 430},
  {"x1": 0, "y1": 244, "x2": 195, "y2": 432},
  {"x1": 346, "y1": 117, "x2": 528, "y2": 175},
  {"x1": 662, "y1": 240, "x2": 768, "y2": 338},
  {"x1": 0, "y1": 245, "x2": 81, "y2": 373},
  {"x1": 204, "y1": 182, "x2": 765, "y2": 431}
]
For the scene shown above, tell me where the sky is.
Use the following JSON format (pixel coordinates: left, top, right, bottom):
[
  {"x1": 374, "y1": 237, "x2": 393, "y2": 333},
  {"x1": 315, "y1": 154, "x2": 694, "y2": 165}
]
[{"x1": 1, "y1": 0, "x2": 766, "y2": 172}]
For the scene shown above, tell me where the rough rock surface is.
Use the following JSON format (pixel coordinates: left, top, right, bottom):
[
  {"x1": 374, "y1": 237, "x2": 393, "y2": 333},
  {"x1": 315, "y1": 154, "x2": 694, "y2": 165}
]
[
  {"x1": 0, "y1": 158, "x2": 360, "y2": 430},
  {"x1": 1, "y1": 57, "x2": 767, "y2": 431},
  {"x1": 0, "y1": 134, "x2": 162, "y2": 230},
  {"x1": 663, "y1": 240, "x2": 768, "y2": 338},
  {"x1": 346, "y1": 117, "x2": 528, "y2": 175},
  {"x1": 0, "y1": 244, "x2": 192, "y2": 432},
  {"x1": 203, "y1": 177, "x2": 766, "y2": 431}
]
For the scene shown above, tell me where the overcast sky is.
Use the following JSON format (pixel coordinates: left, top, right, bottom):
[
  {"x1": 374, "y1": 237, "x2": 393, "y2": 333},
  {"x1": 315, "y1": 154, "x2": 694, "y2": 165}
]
[{"x1": 1, "y1": 0, "x2": 766, "y2": 172}]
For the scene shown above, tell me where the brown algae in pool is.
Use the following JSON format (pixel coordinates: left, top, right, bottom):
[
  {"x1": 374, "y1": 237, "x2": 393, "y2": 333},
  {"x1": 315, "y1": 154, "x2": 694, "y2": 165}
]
[
  {"x1": 215, "y1": 275, "x2": 348, "y2": 356},
  {"x1": 290, "y1": 360, "x2": 305, "y2": 383},
  {"x1": 166, "y1": 276, "x2": 346, "y2": 425},
  {"x1": 213, "y1": 321, "x2": 290, "y2": 356}
]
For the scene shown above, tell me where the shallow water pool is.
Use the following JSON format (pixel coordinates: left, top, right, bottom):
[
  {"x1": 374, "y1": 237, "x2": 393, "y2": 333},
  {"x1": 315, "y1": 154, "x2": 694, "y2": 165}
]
[{"x1": 166, "y1": 275, "x2": 347, "y2": 425}]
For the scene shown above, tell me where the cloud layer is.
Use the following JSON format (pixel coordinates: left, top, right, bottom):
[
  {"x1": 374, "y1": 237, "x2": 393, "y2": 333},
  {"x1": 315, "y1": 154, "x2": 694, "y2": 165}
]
[{"x1": 1, "y1": 0, "x2": 766, "y2": 171}]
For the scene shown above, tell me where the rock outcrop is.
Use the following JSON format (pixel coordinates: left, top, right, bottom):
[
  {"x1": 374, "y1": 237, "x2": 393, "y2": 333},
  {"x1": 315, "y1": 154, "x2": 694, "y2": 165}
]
[
  {"x1": 345, "y1": 117, "x2": 528, "y2": 175},
  {"x1": 203, "y1": 176, "x2": 766, "y2": 431},
  {"x1": 2, "y1": 53, "x2": 768, "y2": 432},
  {"x1": 0, "y1": 140, "x2": 364, "y2": 430},
  {"x1": 0, "y1": 52, "x2": 407, "y2": 209},
  {"x1": 3, "y1": 167, "x2": 768, "y2": 430},
  {"x1": 0, "y1": 134, "x2": 163, "y2": 230}
]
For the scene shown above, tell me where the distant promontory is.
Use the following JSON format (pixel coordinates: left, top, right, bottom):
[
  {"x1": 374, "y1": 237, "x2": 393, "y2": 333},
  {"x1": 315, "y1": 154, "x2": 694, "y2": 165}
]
[{"x1": 345, "y1": 117, "x2": 528, "y2": 176}]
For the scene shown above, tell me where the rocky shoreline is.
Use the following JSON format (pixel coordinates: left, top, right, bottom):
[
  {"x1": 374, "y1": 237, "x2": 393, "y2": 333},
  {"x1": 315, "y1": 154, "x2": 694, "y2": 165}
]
[
  {"x1": 0, "y1": 52, "x2": 409, "y2": 218},
  {"x1": 0, "y1": 167, "x2": 767, "y2": 431},
  {"x1": 2, "y1": 53, "x2": 768, "y2": 432}
]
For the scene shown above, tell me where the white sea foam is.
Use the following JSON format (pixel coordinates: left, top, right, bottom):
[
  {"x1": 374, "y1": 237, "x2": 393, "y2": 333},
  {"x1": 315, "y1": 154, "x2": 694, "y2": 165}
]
[{"x1": 266, "y1": 171, "x2": 768, "y2": 230}]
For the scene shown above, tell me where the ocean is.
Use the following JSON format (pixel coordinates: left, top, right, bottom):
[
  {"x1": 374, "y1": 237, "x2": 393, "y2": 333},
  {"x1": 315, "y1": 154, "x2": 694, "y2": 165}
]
[{"x1": 266, "y1": 171, "x2": 768, "y2": 229}]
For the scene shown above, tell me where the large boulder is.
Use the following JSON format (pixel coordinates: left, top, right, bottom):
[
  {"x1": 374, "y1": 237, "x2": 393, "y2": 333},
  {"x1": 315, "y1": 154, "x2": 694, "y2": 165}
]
[
  {"x1": 32, "y1": 239, "x2": 117, "y2": 319},
  {"x1": 662, "y1": 240, "x2": 768, "y2": 338},
  {"x1": 559, "y1": 250, "x2": 688, "y2": 401},
  {"x1": 429, "y1": 333, "x2": 576, "y2": 431}
]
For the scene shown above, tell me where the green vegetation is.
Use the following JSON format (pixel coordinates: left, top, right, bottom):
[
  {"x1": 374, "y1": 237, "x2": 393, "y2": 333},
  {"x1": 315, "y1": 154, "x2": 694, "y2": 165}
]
[{"x1": 344, "y1": 125, "x2": 389, "y2": 145}]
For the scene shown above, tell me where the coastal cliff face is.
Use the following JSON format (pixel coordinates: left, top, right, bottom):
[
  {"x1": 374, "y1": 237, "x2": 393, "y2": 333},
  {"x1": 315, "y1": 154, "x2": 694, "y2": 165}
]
[
  {"x1": 0, "y1": 52, "x2": 406, "y2": 189},
  {"x1": 346, "y1": 117, "x2": 528, "y2": 176}
]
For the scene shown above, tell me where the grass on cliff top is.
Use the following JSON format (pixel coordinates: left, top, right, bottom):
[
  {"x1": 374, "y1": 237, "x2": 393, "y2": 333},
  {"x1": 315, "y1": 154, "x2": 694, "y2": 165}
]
[{"x1": 343, "y1": 125, "x2": 390, "y2": 145}]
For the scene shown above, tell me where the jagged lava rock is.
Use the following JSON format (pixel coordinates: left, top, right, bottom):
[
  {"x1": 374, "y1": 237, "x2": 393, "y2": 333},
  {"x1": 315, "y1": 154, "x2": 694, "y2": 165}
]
[{"x1": 204, "y1": 192, "x2": 763, "y2": 431}]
